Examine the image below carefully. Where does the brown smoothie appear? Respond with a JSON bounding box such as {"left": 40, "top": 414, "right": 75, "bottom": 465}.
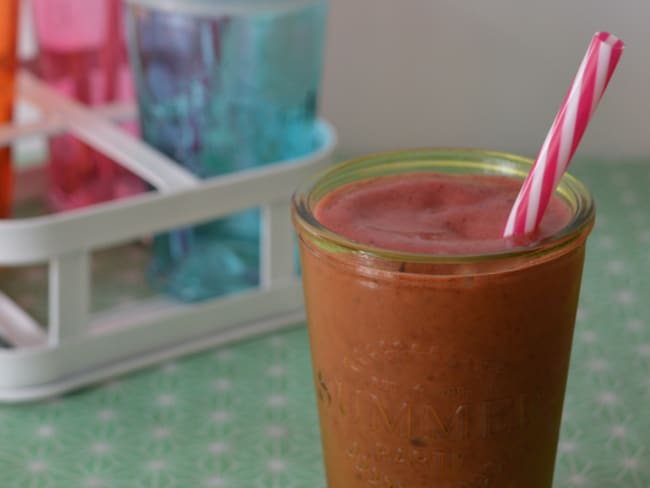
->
{"left": 293, "top": 155, "right": 594, "bottom": 488}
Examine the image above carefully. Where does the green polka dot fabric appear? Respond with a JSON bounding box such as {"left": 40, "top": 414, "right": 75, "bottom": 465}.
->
{"left": 1, "top": 159, "right": 649, "bottom": 487}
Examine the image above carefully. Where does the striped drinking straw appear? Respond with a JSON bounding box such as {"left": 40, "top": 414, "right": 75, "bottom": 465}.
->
{"left": 502, "top": 32, "right": 624, "bottom": 238}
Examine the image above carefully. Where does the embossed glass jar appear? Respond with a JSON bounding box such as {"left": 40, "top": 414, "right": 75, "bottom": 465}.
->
{"left": 292, "top": 149, "right": 595, "bottom": 488}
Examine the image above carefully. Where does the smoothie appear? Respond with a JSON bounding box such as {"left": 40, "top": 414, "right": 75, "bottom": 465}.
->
{"left": 293, "top": 150, "right": 594, "bottom": 488}
{"left": 315, "top": 172, "right": 571, "bottom": 255}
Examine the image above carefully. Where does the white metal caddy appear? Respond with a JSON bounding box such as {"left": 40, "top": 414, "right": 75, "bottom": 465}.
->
{"left": 0, "top": 71, "right": 336, "bottom": 403}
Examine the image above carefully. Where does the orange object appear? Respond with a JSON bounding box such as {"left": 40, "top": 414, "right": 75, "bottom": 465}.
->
{"left": 0, "top": 0, "right": 18, "bottom": 218}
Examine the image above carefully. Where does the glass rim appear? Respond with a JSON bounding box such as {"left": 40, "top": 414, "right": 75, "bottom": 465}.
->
{"left": 124, "top": 0, "right": 323, "bottom": 16}
{"left": 292, "top": 148, "right": 596, "bottom": 265}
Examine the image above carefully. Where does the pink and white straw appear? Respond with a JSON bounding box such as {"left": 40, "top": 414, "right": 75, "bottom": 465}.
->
{"left": 502, "top": 32, "right": 624, "bottom": 237}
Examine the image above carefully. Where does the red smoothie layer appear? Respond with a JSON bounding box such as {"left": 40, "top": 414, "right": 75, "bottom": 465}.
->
{"left": 315, "top": 172, "right": 572, "bottom": 254}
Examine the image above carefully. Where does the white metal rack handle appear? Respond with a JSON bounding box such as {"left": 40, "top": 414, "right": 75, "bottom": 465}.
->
{"left": 0, "top": 70, "right": 336, "bottom": 402}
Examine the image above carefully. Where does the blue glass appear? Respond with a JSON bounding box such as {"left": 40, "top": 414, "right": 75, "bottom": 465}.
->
{"left": 127, "top": 0, "right": 327, "bottom": 302}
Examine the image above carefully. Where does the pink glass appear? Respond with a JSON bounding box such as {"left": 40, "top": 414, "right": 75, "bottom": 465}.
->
{"left": 32, "top": 0, "right": 144, "bottom": 211}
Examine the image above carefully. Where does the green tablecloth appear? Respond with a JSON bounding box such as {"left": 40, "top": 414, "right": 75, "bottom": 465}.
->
{"left": 1, "top": 159, "right": 649, "bottom": 487}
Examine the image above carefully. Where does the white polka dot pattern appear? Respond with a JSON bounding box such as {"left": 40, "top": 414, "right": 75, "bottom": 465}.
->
{"left": 0, "top": 161, "right": 649, "bottom": 487}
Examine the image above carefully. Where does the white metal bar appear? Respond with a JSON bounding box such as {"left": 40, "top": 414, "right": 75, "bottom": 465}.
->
{"left": 0, "top": 310, "right": 305, "bottom": 403}
{"left": 0, "top": 281, "right": 304, "bottom": 388}
{"left": 48, "top": 252, "right": 90, "bottom": 345}
{"left": 18, "top": 71, "right": 199, "bottom": 192}
{"left": 0, "top": 113, "right": 61, "bottom": 147}
{"left": 92, "top": 102, "right": 138, "bottom": 124}
{"left": 0, "top": 102, "right": 137, "bottom": 148}
{"left": 0, "top": 293, "right": 46, "bottom": 347}
{"left": 90, "top": 282, "right": 301, "bottom": 335}
{"left": 261, "top": 198, "right": 296, "bottom": 288}
{"left": 0, "top": 128, "right": 335, "bottom": 265}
